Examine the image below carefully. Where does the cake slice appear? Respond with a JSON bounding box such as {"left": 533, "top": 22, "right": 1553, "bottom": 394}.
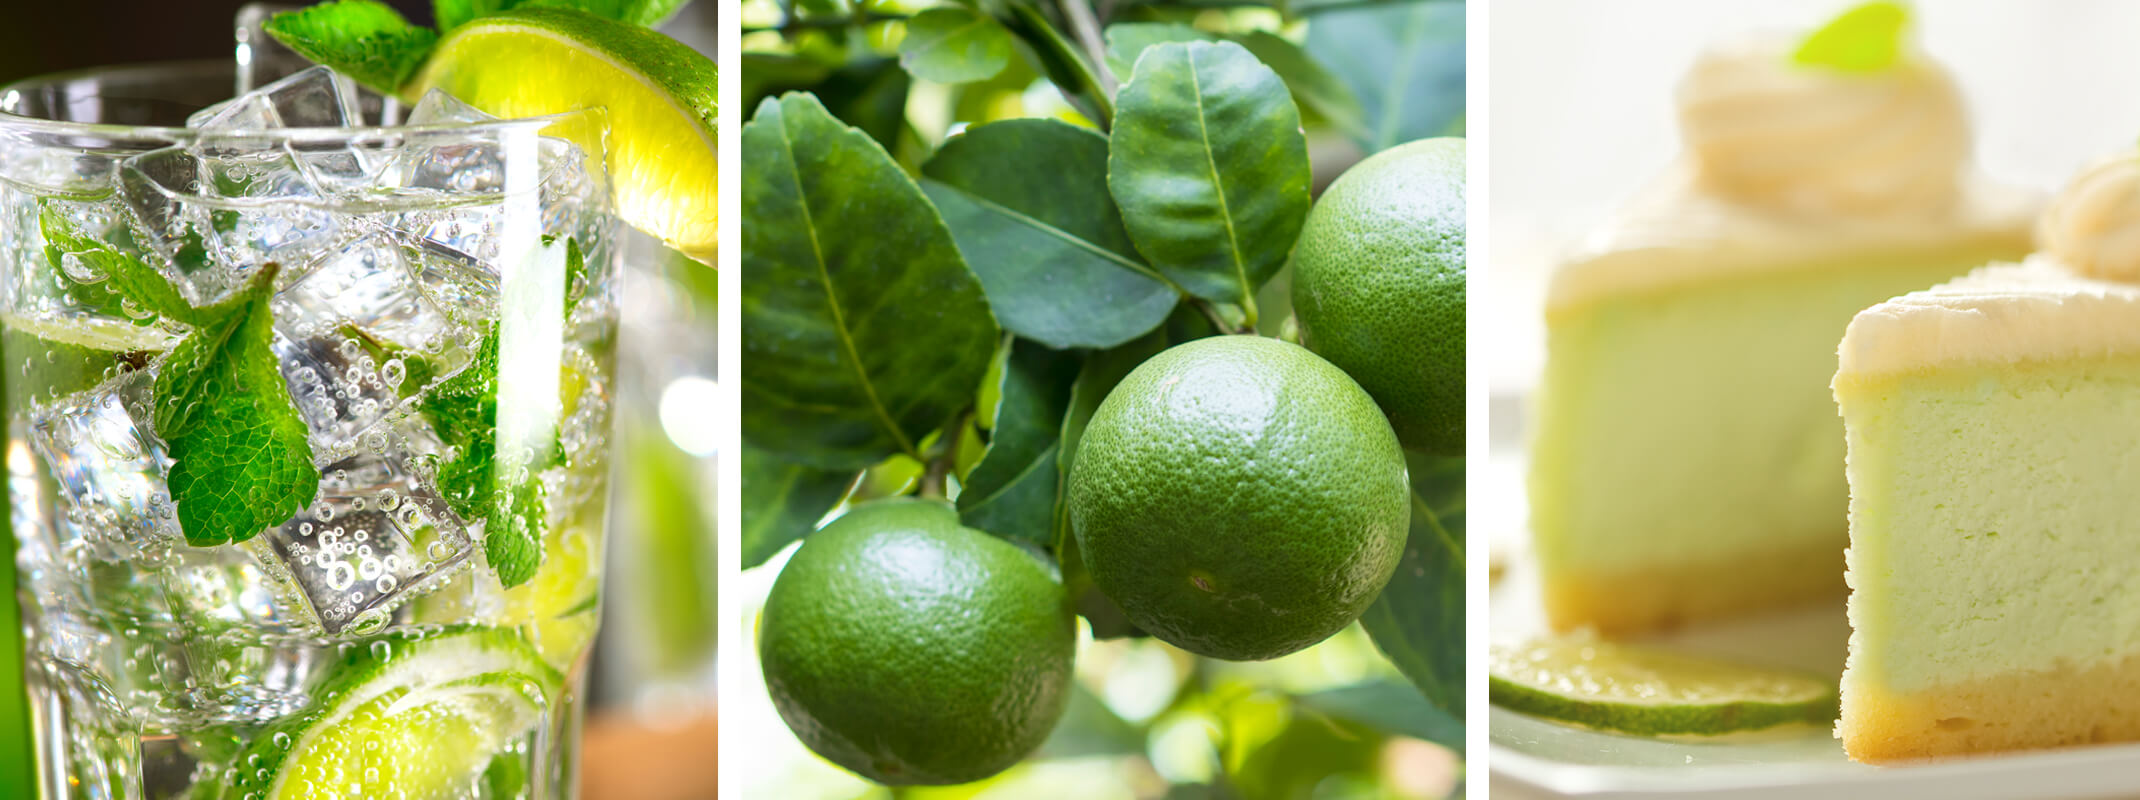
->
{"left": 1527, "top": 8, "right": 2035, "bottom": 634}
{"left": 1834, "top": 154, "right": 2140, "bottom": 762}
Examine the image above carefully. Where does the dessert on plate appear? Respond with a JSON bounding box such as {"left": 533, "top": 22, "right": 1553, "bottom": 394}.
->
{"left": 1527, "top": 9, "right": 2036, "bottom": 634}
{"left": 1833, "top": 152, "right": 2140, "bottom": 762}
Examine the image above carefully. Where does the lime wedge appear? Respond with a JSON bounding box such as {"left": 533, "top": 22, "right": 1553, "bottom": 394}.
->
{"left": 219, "top": 628, "right": 562, "bottom": 799}
{"left": 1489, "top": 636, "right": 1839, "bottom": 735}
{"left": 409, "top": 7, "right": 716, "bottom": 262}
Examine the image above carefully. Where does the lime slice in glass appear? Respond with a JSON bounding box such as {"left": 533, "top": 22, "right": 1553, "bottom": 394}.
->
{"left": 219, "top": 628, "right": 562, "bottom": 798}
{"left": 409, "top": 7, "right": 716, "bottom": 262}
{"left": 1489, "top": 635, "right": 1839, "bottom": 735}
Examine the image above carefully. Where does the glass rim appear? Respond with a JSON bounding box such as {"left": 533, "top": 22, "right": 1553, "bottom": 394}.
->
{"left": 0, "top": 59, "right": 605, "bottom": 146}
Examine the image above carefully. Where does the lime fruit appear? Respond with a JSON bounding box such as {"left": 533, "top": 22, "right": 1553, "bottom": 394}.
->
{"left": 218, "top": 628, "right": 560, "bottom": 799}
{"left": 1291, "top": 137, "right": 1466, "bottom": 455}
{"left": 1489, "top": 635, "right": 1840, "bottom": 735}
{"left": 409, "top": 7, "right": 716, "bottom": 261}
{"left": 757, "top": 498, "right": 1076, "bottom": 785}
{"left": 1067, "top": 335, "right": 1409, "bottom": 661}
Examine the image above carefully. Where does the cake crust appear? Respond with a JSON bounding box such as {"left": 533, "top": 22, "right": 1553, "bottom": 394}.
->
{"left": 1842, "top": 649, "right": 2140, "bottom": 762}
{"left": 1541, "top": 538, "right": 1844, "bottom": 634}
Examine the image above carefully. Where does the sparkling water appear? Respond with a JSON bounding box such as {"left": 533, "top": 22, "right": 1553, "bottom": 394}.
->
{"left": 4, "top": 66, "right": 618, "bottom": 799}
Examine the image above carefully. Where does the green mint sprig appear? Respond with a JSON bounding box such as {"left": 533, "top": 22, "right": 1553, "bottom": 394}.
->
{"left": 1793, "top": 1, "right": 1910, "bottom": 74}
{"left": 39, "top": 205, "right": 319, "bottom": 547}
{"left": 264, "top": 0, "right": 440, "bottom": 96}
{"left": 266, "top": 0, "right": 694, "bottom": 96}
{"left": 418, "top": 328, "right": 546, "bottom": 588}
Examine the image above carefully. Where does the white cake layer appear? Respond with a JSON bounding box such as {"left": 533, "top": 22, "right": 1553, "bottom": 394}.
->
{"left": 1549, "top": 166, "right": 2036, "bottom": 312}
{"left": 1837, "top": 257, "right": 2140, "bottom": 379}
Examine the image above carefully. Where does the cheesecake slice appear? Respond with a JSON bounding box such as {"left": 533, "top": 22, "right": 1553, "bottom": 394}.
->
{"left": 1834, "top": 155, "right": 2140, "bottom": 762}
{"left": 1528, "top": 16, "right": 2035, "bottom": 634}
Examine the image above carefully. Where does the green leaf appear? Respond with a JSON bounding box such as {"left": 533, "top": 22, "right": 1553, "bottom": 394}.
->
{"left": 415, "top": 329, "right": 546, "bottom": 589}
{"left": 898, "top": 7, "right": 1016, "bottom": 84}
{"left": 1233, "top": 31, "right": 1368, "bottom": 141}
{"left": 37, "top": 204, "right": 200, "bottom": 325}
{"left": 1108, "top": 41, "right": 1311, "bottom": 318}
{"left": 1295, "top": 681, "right": 1463, "bottom": 754}
{"left": 265, "top": 0, "right": 440, "bottom": 95}
{"left": 1102, "top": 22, "right": 1212, "bottom": 79}
{"left": 741, "top": 93, "right": 999, "bottom": 469}
{"left": 740, "top": 445, "right": 856, "bottom": 570}
{"left": 921, "top": 119, "right": 1177, "bottom": 349}
{"left": 1005, "top": 3, "right": 1113, "bottom": 124}
{"left": 1360, "top": 456, "right": 1464, "bottom": 717}
{"left": 1793, "top": 1, "right": 1909, "bottom": 73}
{"left": 1306, "top": 0, "right": 1465, "bottom": 150}
{"left": 957, "top": 338, "right": 1081, "bottom": 549}
{"left": 487, "top": 478, "right": 545, "bottom": 588}
{"left": 159, "top": 266, "right": 320, "bottom": 546}
{"left": 1105, "top": 24, "right": 1367, "bottom": 142}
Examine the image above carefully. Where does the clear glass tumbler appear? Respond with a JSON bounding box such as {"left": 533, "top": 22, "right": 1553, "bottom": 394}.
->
{"left": 0, "top": 60, "right": 618, "bottom": 799}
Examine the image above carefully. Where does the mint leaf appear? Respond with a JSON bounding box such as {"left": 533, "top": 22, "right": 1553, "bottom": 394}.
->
{"left": 40, "top": 203, "right": 318, "bottom": 546}
{"left": 417, "top": 328, "right": 547, "bottom": 588}
{"left": 38, "top": 203, "right": 195, "bottom": 326}
{"left": 487, "top": 481, "right": 545, "bottom": 588}
{"left": 266, "top": 0, "right": 440, "bottom": 95}
{"left": 160, "top": 265, "right": 320, "bottom": 546}
{"left": 1793, "top": 1, "right": 1909, "bottom": 73}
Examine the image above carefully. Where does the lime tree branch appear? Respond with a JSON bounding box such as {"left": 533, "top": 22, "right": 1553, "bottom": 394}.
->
{"left": 918, "top": 410, "right": 973, "bottom": 500}
{"left": 742, "top": 10, "right": 910, "bottom": 36}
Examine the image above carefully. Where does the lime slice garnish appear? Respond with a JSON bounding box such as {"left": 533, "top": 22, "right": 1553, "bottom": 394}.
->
{"left": 1489, "top": 635, "right": 1839, "bottom": 735}
{"left": 219, "top": 628, "right": 562, "bottom": 799}
{"left": 409, "top": 7, "right": 716, "bottom": 262}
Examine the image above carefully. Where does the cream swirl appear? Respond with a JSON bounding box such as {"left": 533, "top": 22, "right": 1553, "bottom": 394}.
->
{"left": 2040, "top": 152, "right": 2140, "bottom": 283}
{"left": 1675, "top": 35, "right": 1970, "bottom": 218}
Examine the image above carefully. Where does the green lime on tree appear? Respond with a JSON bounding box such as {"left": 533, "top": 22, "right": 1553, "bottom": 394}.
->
{"left": 1292, "top": 137, "right": 1467, "bottom": 455}
{"left": 1068, "top": 335, "right": 1411, "bottom": 661}
{"left": 757, "top": 498, "right": 1077, "bottom": 785}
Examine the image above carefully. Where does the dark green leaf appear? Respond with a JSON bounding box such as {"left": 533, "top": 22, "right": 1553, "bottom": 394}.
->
{"left": 741, "top": 445, "right": 856, "bottom": 569}
{"left": 265, "top": 0, "right": 439, "bottom": 95}
{"left": 1108, "top": 41, "right": 1311, "bottom": 317}
{"left": 160, "top": 267, "right": 319, "bottom": 546}
{"left": 1360, "top": 470, "right": 1464, "bottom": 717}
{"left": 1296, "top": 680, "right": 1463, "bottom": 753}
{"left": 1306, "top": 0, "right": 1465, "bottom": 149}
{"left": 921, "top": 119, "right": 1177, "bottom": 349}
{"left": 741, "top": 93, "right": 999, "bottom": 469}
{"left": 957, "top": 338, "right": 1080, "bottom": 548}
{"left": 898, "top": 7, "right": 1016, "bottom": 84}
{"left": 1232, "top": 31, "right": 1368, "bottom": 140}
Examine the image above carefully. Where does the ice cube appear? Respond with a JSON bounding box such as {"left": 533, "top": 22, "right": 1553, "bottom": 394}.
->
{"left": 276, "top": 231, "right": 483, "bottom": 354}
{"left": 253, "top": 426, "right": 473, "bottom": 634}
{"left": 400, "top": 202, "right": 506, "bottom": 264}
{"left": 115, "top": 144, "right": 343, "bottom": 306}
{"left": 405, "top": 88, "right": 497, "bottom": 126}
{"left": 220, "top": 66, "right": 363, "bottom": 129}
{"left": 25, "top": 369, "right": 181, "bottom": 554}
{"left": 269, "top": 328, "right": 406, "bottom": 461}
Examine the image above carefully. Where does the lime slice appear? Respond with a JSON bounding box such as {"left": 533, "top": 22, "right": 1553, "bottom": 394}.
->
{"left": 1489, "top": 636, "right": 1839, "bottom": 735}
{"left": 409, "top": 7, "right": 716, "bottom": 262}
{"left": 219, "top": 628, "right": 562, "bottom": 799}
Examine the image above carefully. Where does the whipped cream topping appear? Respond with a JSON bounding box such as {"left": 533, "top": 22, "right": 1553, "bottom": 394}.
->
{"left": 2039, "top": 152, "right": 2140, "bottom": 283}
{"left": 1836, "top": 256, "right": 2140, "bottom": 378}
{"left": 1676, "top": 34, "right": 1970, "bottom": 218}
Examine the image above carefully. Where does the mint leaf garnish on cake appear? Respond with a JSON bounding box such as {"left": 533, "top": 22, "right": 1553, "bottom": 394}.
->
{"left": 1793, "top": 1, "right": 1910, "bottom": 73}
{"left": 39, "top": 204, "right": 319, "bottom": 547}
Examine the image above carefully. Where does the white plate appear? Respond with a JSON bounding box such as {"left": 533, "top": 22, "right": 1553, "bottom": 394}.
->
{"left": 1485, "top": 450, "right": 2140, "bottom": 800}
